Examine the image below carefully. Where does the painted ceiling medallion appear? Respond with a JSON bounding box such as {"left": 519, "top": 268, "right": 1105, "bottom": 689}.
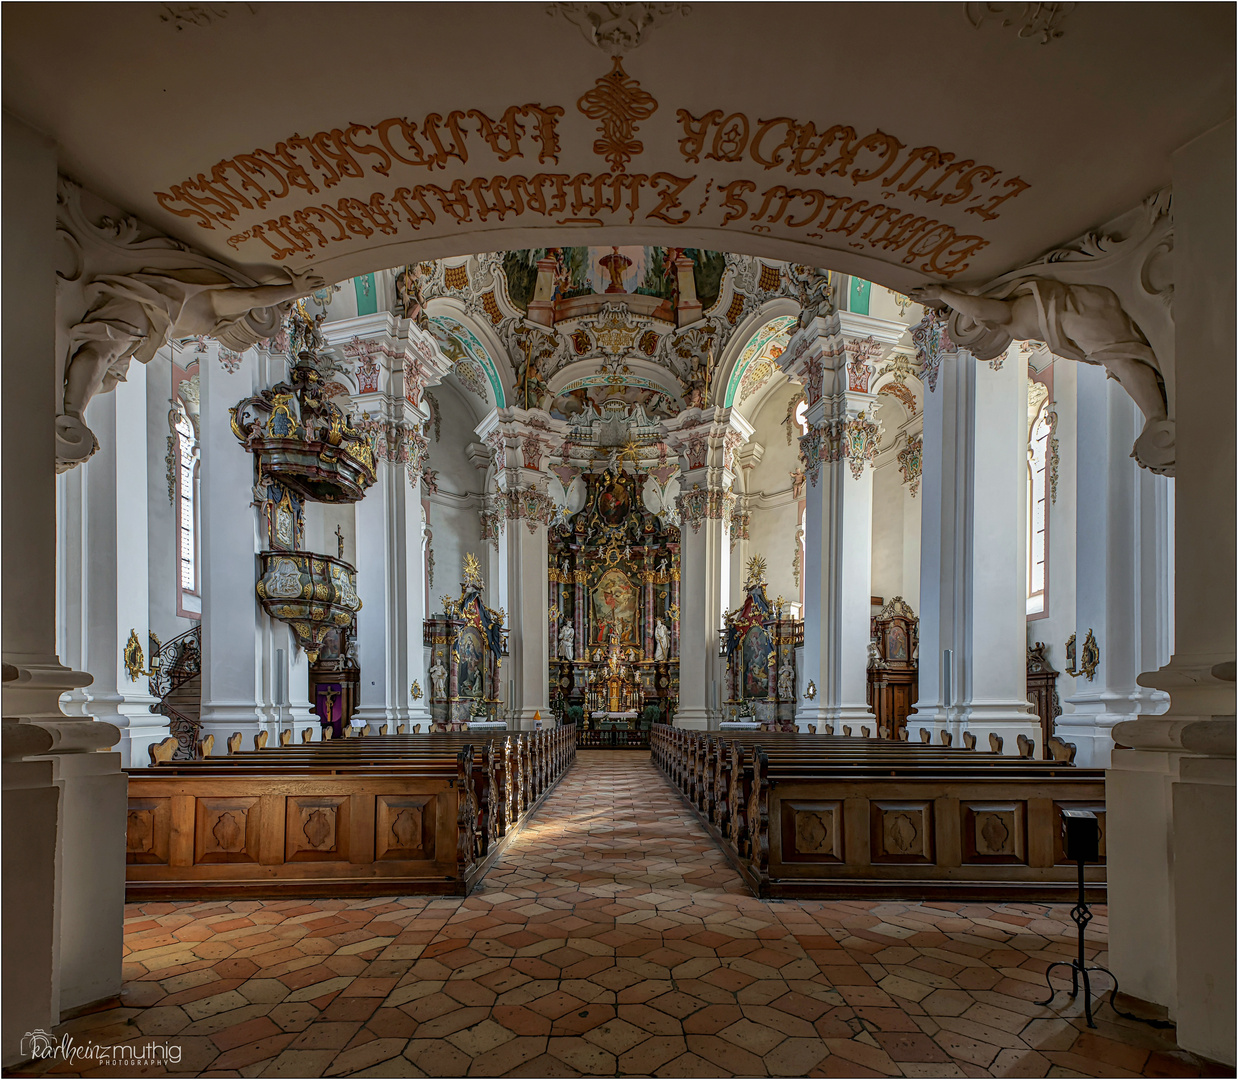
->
{"left": 548, "top": 3, "right": 690, "bottom": 56}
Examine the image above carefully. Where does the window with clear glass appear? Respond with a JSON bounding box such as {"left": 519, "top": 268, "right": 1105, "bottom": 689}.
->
{"left": 795, "top": 399, "right": 809, "bottom": 435}
{"left": 1026, "top": 400, "right": 1051, "bottom": 616}
{"left": 175, "top": 407, "right": 199, "bottom": 594}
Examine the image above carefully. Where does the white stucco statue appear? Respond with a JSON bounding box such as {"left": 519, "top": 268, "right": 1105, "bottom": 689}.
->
{"left": 653, "top": 618, "right": 671, "bottom": 662}
{"left": 910, "top": 279, "right": 1172, "bottom": 474}
{"left": 558, "top": 622, "right": 575, "bottom": 661}
{"left": 59, "top": 265, "right": 323, "bottom": 468}
{"left": 429, "top": 658, "right": 448, "bottom": 700}
{"left": 777, "top": 662, "right": 795, "bottom": 700}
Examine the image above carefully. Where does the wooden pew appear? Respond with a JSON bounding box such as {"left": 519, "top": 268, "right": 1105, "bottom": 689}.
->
{"left": 650, "top": 724, "right": 1105, "bottom": 902}
{"left": 125, "top": 727, "right": 575, "bottom": 900}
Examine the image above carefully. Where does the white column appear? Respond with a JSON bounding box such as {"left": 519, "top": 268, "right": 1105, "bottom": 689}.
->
{"left": 674, "top": 472, "right": 730, "bottom": 729}
{"left": 3, "top": 116, "right": 125, "bottom": 1064}
{"left": 326, "top": 315, "right": 447, "bottom": 730}
{"left": 354, "top": 458, "right": 418, "bottom": 727}
{"left": 197, "top": 343, "right": 266, "bottom": 746}
{"left": 408, "top": 497, "right": 431, "bottom": 725}
{"left": 1060, "top": 367, "right": 1172, "bottom": 765}
{"left": 781, "top": 313, "right": 876, "bottom": 730}
{"left": 1108, "top": 118, "right": 1235, "bottom": 1065}
{"left": 58, "top": 368, "right": 162, "bottom": 767}
{"left": 912, "top": 348, "right": 1038, "bottom": 750}
{"left": 503, "top": 511, "right": 549, "bottom": 729}
{"left": 961, "top": 354, "right": 1040, "bottom": 749}
{"left": 476, "top": 408, "right": 553, "bottom": 730}
{"left": 912, "top": 347, "right": 968, "bottom": 735}
{"left": 664, "top": 407, "right": 750, "bottom": 730}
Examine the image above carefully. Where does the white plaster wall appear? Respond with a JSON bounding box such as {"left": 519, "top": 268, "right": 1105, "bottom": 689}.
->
{"left": 427, "top": 378, "right": 486, "bottom": 606}
{"left": 870, "top": 458, "right": 905, "bottom": 603}
{"left": 745, "top": 382, "right": 804, "bottom": 603}
{"left": 303, "top": 502, "right": 356, "bottom": 563}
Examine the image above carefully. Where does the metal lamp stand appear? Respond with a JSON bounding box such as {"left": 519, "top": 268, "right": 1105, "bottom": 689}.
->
{"left": 1038, "top": 809, "right": 1173, "bottom": 1031}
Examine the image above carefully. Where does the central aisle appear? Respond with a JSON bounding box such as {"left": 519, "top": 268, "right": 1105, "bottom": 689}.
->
{"left": 21, "top": 751, "right": 1208, "bottom": 1078}
{"left": 484, "top": 748, "right": 747, "bottom": 902}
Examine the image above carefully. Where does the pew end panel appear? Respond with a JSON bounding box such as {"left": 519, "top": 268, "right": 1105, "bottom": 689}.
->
{"left": 762, "top": 776, "right": 1106, "bottom": 901}
{"left": 125, "top": 774, "right": 464, "bottom": 899}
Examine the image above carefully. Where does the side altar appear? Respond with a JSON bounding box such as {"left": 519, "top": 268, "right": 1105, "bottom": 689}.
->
{"left": 422, "top": 554, "right": 509, "bottom": 730}
{"left": 720, "top": 556, "right": 803, "bottom": 731}
{"left": 547, "top": 466, "right": 680, "bottom": 731}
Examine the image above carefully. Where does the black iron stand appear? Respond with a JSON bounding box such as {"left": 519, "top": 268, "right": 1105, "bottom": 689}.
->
{"left": 1037, "top": 856, "right": 1174, "bottom": 1030}
{"left": 1038, "top": 855, "right": 1115, "bottom": 1027}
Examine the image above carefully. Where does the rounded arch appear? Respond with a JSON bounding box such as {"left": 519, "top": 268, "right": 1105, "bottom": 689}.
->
{"left": 715, "top": 298, "right": 801, "bottom": 409}
{"left": 424, "top": 301, "right": 508, "bottom": 409}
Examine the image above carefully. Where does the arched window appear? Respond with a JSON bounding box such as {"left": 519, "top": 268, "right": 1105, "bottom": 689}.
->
{"left": 794, "top": 399, "right": 809, "bottom": 436}
{"left": 1026, "top": 387, "right": 1052, "bottom": 617}
{"left": 174, "top": 404, "right": 200, "bottom": 596}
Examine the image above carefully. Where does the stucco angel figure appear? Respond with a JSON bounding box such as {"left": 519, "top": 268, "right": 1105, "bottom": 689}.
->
{"left": 429, "top": 658, "right": 448, "bottom": 700}
{"left": 910, "top": 279, "right": 1172, "bottom": 474}
{"left": 653, "top": 617, "right": 671, "bottom": 662}
{"left": 59, "top": 265, "right": 324, "bottom": 468}
{"left": 558, "top": 622, "right": 575, "bottom": 661}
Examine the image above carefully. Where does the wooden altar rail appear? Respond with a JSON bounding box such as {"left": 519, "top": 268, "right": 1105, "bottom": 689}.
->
{"left": 650, "top": 725, "right": 1105, "bottom": 902}
{"left": 125, "top": 729, "right": 574, "bottom": 901}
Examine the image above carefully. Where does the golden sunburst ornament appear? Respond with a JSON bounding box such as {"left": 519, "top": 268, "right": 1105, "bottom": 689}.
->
{"left": 462, "top": 552, "right": 484, "bottom": 589}
{"left": 744, "top": 554, "right": 768, "bottom": 590}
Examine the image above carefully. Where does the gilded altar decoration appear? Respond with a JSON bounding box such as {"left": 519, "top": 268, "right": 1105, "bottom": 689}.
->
{"left": 585, "top": 628, "right": 644, "bottom": 715}
{"left": 1063, "top": 629, "right": 1099, "bottom": 680}
{"left": 1079, "top": 629, "right": 1100, "bottom": 681}
{"left": 721, "top": 560, "right": 802, "bottom": 728}
{"left": 577, "top": 57, "right": 658, "bottom": 173}
{"left": 422, "top": 556, "right": 508, "bottom": 729}
{"left": 410, "top": 679, "right": 423, "bottom": 701}
{"left": 256, "top": 551, "right": 362, "bottom": 662}
{"left": 231, "top": 356, "right": 376, "bottom": 502}
{"left": 805, "top": 680, "right": 817, "bottom": 700}
{"left": 123, "top": 629, "right": 149, "bottom": 682}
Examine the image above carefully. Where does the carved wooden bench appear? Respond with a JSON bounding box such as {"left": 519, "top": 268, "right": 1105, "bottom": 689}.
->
{"left": 125, "top": 728, "right": 574, "bottom": 900}
{"left": 650, "top": 725, "right": 1104, "bottom": 902}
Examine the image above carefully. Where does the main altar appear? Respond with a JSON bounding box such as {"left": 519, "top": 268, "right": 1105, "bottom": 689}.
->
{"left": 548, "top": 466, "right": 680, "bottom": 737}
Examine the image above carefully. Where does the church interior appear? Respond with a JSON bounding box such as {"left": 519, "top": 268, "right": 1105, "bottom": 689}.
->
{"left": 2, "top": 4, "right": 1234, "bottom": 1077}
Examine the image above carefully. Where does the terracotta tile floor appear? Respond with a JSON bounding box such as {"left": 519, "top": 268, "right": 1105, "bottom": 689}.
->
{"left": 13, "top": 751, "right": 1228, "bottom": 1078}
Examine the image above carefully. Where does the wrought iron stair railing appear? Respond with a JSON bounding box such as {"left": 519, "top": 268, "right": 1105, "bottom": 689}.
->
{"left": 148, "top": 625, "right": 201, "bottom": 759}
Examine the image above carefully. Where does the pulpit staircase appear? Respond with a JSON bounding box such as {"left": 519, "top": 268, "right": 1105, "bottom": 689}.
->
{"left": 148, "top": 625, "right": 202, "bottom": 760}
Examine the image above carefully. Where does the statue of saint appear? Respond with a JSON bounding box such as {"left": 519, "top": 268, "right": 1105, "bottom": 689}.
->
{"left": 910, "top": 279, "right": 1171, "bottom": 472}
{"left": 777, "top": 663, "right": 795, "bottom": 700}
{"left": 61, "top": 266, "right": 324, "bottom": 463}
{"left": 653, "top": 617, "right": 671, "bottom": 662}
{"left": 429, "top": 658, "right": 448, "bottom": 700}
{"left": 558, "top": 622, "right": 575, "bottom": 661}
